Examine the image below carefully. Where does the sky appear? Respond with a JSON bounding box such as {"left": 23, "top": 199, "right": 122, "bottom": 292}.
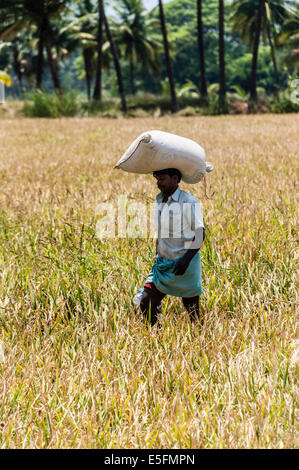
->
{"left": 106, "top": 0, "right": 173, "bottom": 16}
{"left": 144, "top": 0, "right": 173, "bottom": 10}
{"left": 107, "top": 0, "right": 173, "bottom": 13}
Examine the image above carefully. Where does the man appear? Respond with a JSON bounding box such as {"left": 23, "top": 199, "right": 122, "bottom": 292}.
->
{"left": 138, "top": 168, "right": 205, "bottom": 325}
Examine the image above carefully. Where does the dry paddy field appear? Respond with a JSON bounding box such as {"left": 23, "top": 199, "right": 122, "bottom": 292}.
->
{"left": 0, "top": 113, "right": 298, "bottom": 448}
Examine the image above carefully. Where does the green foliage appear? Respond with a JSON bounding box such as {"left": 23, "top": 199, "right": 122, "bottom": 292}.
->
{"left": 230, "top": 84, "right": 248, "bottom": 99}
{"left": 23, "top": 91, "right": 79, "bottom": 118}
{"left": 277, "top": 10, "right": 299, "bottom": 69}
{"left": 1, "top": 0, "right": 298, "bottom": 113}
{"left": 80, "top": 97, "right": 120, "bottom": 116}
{"left": 150, "top": 0, "right": 296, "bottom": 94}
{"left": 177, "top": 80, "right": 200, "bottom": 98}
{"left": 230, "top": 0, "right": 295, "bottom": 49}
{"left": 156, "top": 0, "right": 221, "bottom": 88}
{"left": 270, "top": 88, "right": 299, "bottom": 112}
{"left": 115, "top": 0, "right": 161, "bottom": 68}
{"left": 205, "top": 92, "right": 229, "bottom": 115}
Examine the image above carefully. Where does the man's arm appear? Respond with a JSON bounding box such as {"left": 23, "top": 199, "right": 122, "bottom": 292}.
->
{"left": 172, "top": 227, "right": 205, "bottom": 276}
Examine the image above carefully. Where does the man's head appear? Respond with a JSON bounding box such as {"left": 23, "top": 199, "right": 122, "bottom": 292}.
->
{"left": 153, "top": 168, "right": 182, "bottom": 195}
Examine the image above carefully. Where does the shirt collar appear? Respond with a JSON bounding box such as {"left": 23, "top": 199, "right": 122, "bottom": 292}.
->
{"left": 170, "top": 186, "right": 181, "bottom": 201}
{"left": 157, "top": 186, "right": 181, "bottom": 202}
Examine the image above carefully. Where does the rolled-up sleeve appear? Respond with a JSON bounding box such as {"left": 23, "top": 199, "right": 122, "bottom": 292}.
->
{"left": 184, "top": 199, "right": 204, "bottom": 232}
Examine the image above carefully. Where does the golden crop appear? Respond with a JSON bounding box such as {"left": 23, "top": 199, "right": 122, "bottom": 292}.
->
{"left": 0, "top": 114, "right": 297, "bottom": 448}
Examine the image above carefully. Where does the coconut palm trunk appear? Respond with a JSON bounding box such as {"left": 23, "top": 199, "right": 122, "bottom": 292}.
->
{"left": 93, "top": 0, "right": 104, "bottom": 101}
{"left": 83, "top": 48, "right": 93, "bottom": 100}
{"left": 44, "top": 16, "right": 62, "bottom": 94}
{"left": 250, "top": 0, "right": 264, "bottom": 101}
{"left": 129, "top": 57, "right": 136, "bottom": 96}
{"left": 13, "top": 44, "right": 24, "bottom": 96}
{"left": 36, "top": 24, "right": 44, "bottom": 90}
{"left": 103, "top": 5, "right": 127, "bottom": 113}
{"left": 218, "top": 0, "right": 226, "bottom": 110}
{"left": 158, "top": 0, "right": 178, "bottom": 113}
{"left": 267, "top": 23, "right": 280, "bottom": 88}
{"left": 197, "top": 0, "right": 207, "bottom": 99}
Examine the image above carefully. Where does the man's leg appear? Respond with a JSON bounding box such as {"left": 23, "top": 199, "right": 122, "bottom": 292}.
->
{"left": 140, "top": 287, "right": 165, "bottom": 325}
{"left": 182, "top": 296, "right": 200, "bottom": 322}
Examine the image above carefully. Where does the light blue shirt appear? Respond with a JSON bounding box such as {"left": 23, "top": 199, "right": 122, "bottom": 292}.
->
{"left": 155, "top": 187, "right": 204, "bottom": 261}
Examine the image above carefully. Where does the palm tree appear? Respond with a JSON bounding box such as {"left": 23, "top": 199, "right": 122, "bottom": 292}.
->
{"left": 62, "top": 1, "right": 98, "bottom": 100}
{"left": 196, "top": 0, "right": 208, "bottom": 99}
{"left": 0, "top": 0, "right": 68, "bottom": 93}
{"left": 277, "top": 9, "right": 299, "bottom": 70}
{"left": 158, "top": 0, "right": 178, "bottom": 113}
{"left": 265, "top": 5, "right": 279, "bottom": 86}
{"left": 62, "top": 2, "right": 111, "bottom": 101}
{"left": 114, "top": 0, "right": 161, "bottom": 96}
{"left": 43, "top": 13, "right": 74, "bottom": 95}
{"left": 0, "top": 37, "right": 26, "bottom": 95}
{"left": 263, "top": 1, "right": 297, "bottom": 86}
{"left": 250, "top": 0, "right": 264, "bottom": 101}
{"left": 93, "top": 0, "right": 104, "bottom": 100}
{"left": 102, "top": 4, "right": 127, "bottom": 113}
{"left": 36, "top": 23, "right": 44, "bottom": 90}
{"left": 218, "top": 0, "right": 226, "bottom": 109}
{"left": 0, "top": 29, "right": 45, "bottom": 93}
{"left": 230, "top": 0, "right": 296, "bottom": 99}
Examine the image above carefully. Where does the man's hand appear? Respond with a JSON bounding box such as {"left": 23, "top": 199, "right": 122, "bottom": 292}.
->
{"left": 172, "top": 257, "right": 190, "bottom": 276}
{"left": 172, "top": 232, "right": 204, "bottom": 276}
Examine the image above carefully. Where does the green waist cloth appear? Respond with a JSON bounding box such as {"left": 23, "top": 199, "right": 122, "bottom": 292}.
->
{"left": 145, "top": 252, "right": 203, "bottom": 298}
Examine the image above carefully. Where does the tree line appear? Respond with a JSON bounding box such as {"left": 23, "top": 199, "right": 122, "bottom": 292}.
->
{"left": 0, "top": 0, "right": 298, "bottom": 113}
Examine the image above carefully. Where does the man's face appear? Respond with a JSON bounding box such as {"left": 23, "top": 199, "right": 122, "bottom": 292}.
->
{"left": 154, "top": 173, "right": 178, "bottom": 194}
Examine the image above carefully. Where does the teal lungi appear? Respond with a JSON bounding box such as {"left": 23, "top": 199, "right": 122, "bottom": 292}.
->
{"left": 145, "top": 252, "right": 203, "bottom": 298}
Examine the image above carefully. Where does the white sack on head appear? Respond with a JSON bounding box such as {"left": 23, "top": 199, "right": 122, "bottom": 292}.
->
{"left": 114, "top": 130, "right": 213, "bottom": 184}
